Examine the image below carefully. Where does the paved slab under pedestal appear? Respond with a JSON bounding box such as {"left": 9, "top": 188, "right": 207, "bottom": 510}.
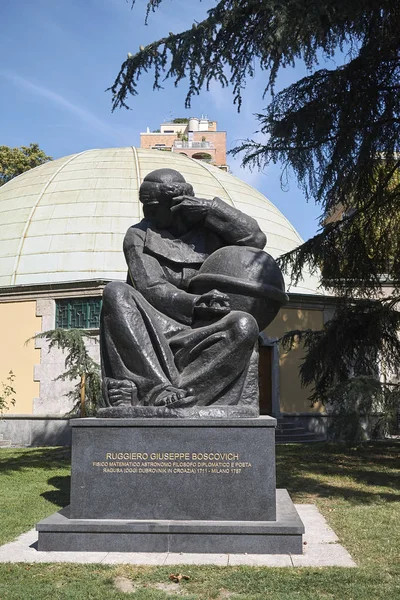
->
{"left": 0, "top": 504, "right": 356, "bottom": 567}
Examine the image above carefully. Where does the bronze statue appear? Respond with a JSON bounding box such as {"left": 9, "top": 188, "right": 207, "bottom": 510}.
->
{"left": 99, "top": 168, "right": 287, "bottom": 417}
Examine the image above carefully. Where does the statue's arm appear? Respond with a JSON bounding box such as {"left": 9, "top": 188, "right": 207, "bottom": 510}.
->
{"left": 171, "top": 195, "right": 266, "bottom": 248}
{"left": 205, "top": 197, "right": 266, "bottom": 248}
{"left": 123, "top": 227, "right": 200, "bottom": 325}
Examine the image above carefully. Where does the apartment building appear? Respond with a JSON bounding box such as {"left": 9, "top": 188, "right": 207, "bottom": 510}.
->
{"left": 140, "top": 115, "right": 228, "bottom": 170}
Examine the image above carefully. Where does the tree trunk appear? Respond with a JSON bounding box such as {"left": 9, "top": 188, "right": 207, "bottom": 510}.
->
{"left": 80, "top": 373, "right": 86, "bottom": 417}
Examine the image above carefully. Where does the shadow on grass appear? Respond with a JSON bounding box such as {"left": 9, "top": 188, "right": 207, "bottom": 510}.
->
{"left": 276, "top": 442, "right": 400, "bottom": 505}
{"left": 0, "top": 446, "right": 71, "bottom": 476}
{"left": 41, "top": 475, "right": 71, "bottom": 508}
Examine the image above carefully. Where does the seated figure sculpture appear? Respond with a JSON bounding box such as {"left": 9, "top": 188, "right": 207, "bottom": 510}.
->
{"left": 100, "top": 168, "right": 286, "bottom": 416}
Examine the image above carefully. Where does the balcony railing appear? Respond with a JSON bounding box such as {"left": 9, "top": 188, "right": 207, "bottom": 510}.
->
{"left": 173, "top": 141, "right": 214, "bottom": 149}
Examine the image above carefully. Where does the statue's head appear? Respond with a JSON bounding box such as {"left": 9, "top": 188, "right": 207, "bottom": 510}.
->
{"left": 140, "top": 169, "right": 194, "bottom": 227}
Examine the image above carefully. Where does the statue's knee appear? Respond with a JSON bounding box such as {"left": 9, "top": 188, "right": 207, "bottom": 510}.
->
{"left": 102, "top": 281, "right": 130, "bottom": 313}
{"left": 228, "top": 311, "right": 259, "bottom": 345}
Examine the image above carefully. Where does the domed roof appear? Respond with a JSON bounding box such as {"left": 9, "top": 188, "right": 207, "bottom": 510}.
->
{"left": 0, "top": 147, "right": 320, "bottom": 294}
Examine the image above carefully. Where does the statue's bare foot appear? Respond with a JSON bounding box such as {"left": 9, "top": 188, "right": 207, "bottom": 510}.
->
{"left": 106, "top": 378, "right": 137, "bottom": 407}
{"left": 153, "top": 386, "right": 195, "bottom": 409}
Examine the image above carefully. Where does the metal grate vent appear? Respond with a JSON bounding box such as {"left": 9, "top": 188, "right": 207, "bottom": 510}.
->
{"left": 55, "top": 297, "right": 102, "bottom": 329}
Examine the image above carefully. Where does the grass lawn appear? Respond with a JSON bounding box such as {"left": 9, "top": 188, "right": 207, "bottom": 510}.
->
{"left": 0, "top": 442, "right": 399, "bottom": 599}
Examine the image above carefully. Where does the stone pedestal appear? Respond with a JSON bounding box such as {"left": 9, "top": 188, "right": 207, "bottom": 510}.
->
{"left": 37, "top": 417, "right": 304, "bottom": 554}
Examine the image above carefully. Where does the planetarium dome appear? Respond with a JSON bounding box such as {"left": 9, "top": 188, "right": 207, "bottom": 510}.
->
{"left": 0, "top": 147, "right": 320, "bottom": 294}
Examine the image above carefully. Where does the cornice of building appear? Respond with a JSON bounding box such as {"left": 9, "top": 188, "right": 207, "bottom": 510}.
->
{"left": 287, "top": 291, "right": 337, "bottom": 310}
{"left": 0, "top": 279, "right": 110, "bottom": 302}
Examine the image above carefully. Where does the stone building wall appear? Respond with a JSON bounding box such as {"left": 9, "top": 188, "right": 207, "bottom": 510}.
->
{"left": 34, "top": 297, "right": 100, "bottom": 415}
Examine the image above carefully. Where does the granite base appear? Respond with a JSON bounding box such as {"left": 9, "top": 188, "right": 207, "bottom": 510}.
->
{"left": 68, "top": 417, "right": 278, "bottom": 522}
{"left": 37, "top": 417, "right": 304, "bottom": 554}
{"left": 37, "top": 489, "right": 304, "bottom": 554}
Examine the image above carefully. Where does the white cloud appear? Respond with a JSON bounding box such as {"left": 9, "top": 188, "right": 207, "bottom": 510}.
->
{"left": 1, "top": 71, "right": 126, "bottom": 144}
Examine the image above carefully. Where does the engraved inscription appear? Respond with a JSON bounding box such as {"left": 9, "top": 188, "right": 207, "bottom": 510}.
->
{"left": 91, "top": 451, "right": 252, "bottom": 475}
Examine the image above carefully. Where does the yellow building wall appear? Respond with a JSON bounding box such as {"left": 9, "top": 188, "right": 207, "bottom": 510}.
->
{"left": 0, "top": 301, "right": 41, "bottom": 414}
{"left": 266, "top": 307, "right": 324, "bottom": 413}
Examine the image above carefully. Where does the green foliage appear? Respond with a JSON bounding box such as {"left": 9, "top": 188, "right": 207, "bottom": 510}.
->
{"left": 172, "top": 117, "right": 189, "bottom": 123}
{"left": 326, "top": 377, "right": 399, "bottom": 441}
{"left": 0, "top": 371, "right": 16, "bottom": 415}
{"left": 0, "top": 143, "right": 52, "bottom": 186}
{"left": 236, "top": 79, "right": 400, "bottom": 297}
{"left": 28, "top": 329, "right": 101, "bottom": 416}
{"left": 282, "top": 301, "right": 400, "bottom": 440}
{"left": 112, "top": 1, "right": 385, "bottom": 111}
{"left": 111, "top": 0, "right": 374, "bottom": 108}
{"left": 282, "top": 301, "right": 400, "bottom": 403}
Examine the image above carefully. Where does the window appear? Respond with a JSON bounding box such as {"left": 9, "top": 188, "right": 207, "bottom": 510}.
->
{"left": 55, "top": 297, "right": 102, "bottom": 329}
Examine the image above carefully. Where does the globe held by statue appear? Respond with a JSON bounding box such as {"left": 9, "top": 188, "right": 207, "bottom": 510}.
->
{"left": 189, "top": 246, "right": 289, "bottom": 331}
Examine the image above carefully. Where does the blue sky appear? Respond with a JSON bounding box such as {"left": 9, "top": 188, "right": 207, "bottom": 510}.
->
{"left": 1, "top": 0, "right": 325, "bottom": 240}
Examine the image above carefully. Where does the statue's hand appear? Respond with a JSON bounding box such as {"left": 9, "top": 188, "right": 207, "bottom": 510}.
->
{"left": 194, "top": 289, "right": 231, "bottom": 321}
{"left": 170, "top": 195, "right": 212, "bottom": 225}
